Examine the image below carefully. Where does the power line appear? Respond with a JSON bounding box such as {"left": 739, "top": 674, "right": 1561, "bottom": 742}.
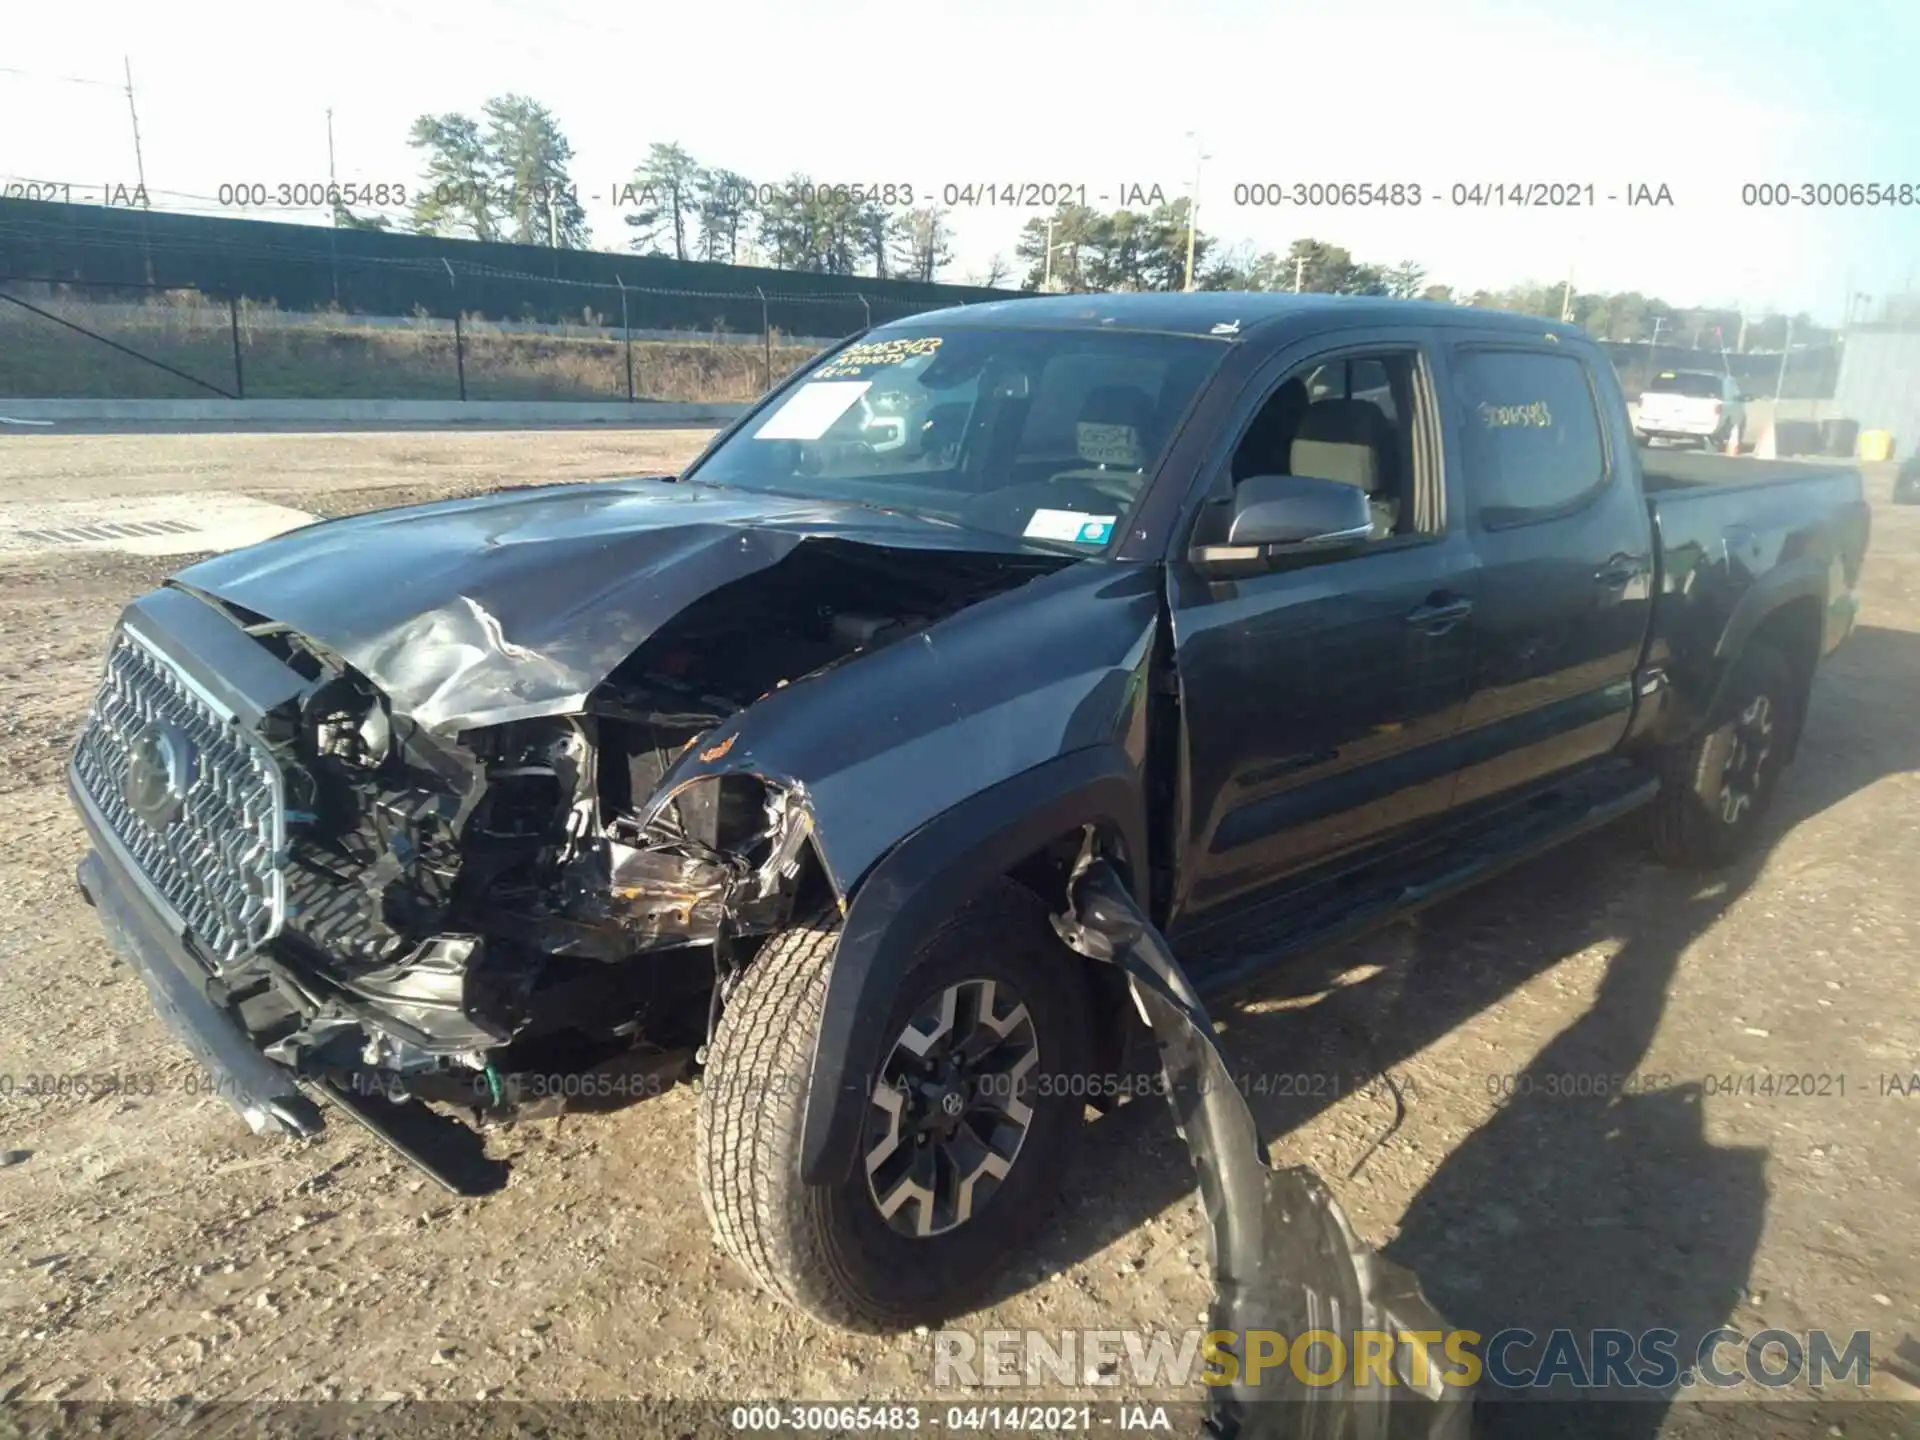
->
{"left": 0, "top": 64, "right": 122, "bottom": 89}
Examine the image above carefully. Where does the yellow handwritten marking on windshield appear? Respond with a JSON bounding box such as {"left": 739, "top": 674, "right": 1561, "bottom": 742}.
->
{"left": 1478, "top": 400, "right": 1553, "bottom": 429}
{"left": 815, "top": 335, "right": 943, "bottom": 378}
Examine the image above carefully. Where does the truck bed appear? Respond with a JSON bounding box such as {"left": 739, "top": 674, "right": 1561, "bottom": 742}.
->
{"left": 1638, "top": 449, "right": 1869, "bottom": 715}
{"left": 1638, "top": 449, "right": 1857, "bottom": 495}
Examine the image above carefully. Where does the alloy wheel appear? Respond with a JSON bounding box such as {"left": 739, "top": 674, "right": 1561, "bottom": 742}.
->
{"left": 1714, "top": 693, "right": 1775, "bottom": 825}
{"left": 863, "top": 978, "right": 1040, "bottom": 1238}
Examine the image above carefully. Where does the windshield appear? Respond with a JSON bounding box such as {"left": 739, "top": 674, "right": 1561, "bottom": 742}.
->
{"left": 684, "top": 325, "right": 1228, "bottom": 554}
{"left": 1646, "top": 371, "right": 1723, "bottom": 398}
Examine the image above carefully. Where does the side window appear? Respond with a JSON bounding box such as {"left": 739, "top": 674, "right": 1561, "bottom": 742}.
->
{"left": 1452, "top": 349, "right": 1607, "bottom": 525}
{"left": 1228, "top": 349, "right": 1427, "bottom": 540}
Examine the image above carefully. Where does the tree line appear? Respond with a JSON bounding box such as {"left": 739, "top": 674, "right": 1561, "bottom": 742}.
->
{"left": 378, "top": 94, "right": 1832, "bottom": 347}
{"left": 381, "top": 96, "right": 959, "bottom": 282}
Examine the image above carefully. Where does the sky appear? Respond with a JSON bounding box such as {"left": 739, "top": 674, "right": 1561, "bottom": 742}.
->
{"left": 5, "top": 0, "right": 1918, "bottom": 324}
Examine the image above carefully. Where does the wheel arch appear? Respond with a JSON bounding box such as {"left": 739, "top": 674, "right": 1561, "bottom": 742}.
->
{"left": 793, "top": 743, "right": 1149, "bottom": 1186}
{"left": 1706, "top": 559, "right": 1825, "bottom": 757}
{"left": 1737, "top": 592, "right": 1824, "bottom": 760}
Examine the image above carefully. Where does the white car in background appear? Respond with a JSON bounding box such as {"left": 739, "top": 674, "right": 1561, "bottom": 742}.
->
{"left": 1635, "top": 369, "right": 1748, "bottom": 450}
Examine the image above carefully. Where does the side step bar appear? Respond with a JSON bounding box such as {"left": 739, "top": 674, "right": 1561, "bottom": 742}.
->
{"left": 1191, "top": 766, "right": 1660, "bottom": 1000}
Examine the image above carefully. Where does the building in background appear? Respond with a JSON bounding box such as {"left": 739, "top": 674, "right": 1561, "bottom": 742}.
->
{"left": 1833, "top": 326, "right": 1920, "bottom": 459}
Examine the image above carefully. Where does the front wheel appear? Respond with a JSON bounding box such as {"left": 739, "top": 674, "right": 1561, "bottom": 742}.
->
{"left": 695, "top": 880, "right": 1090, "bottom": 1331}
{"left": 1651, "top": 639, "right": 1797, "bottom": 869}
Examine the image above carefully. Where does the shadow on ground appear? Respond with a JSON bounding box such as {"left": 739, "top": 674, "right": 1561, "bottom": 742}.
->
{"left": 999, "top": 622, "right": 1920, "bottom": 1437}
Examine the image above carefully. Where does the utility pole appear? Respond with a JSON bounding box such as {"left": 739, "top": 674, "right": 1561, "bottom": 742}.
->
{"left": 123, "top": 56, "right": 154, "bottom": 284}
{"left": 1293, "top": 255, "right": 1305, "bottom": 293}
{"left": 1560, "top": 267, "right": 1575, "bottom": 323}
{"left": 325, "top": 107, "right": 340, "bottom": 303}
{"left": 1043, "top": 214, "right": 1055, "bottom": 291}
{"left": 547, "top": 192, "right": 558, "bottom": 249}
{"left": 1182, "top": 133, "right": 1207, "bottom": 292}
{"left": 123, "top": 58, "right": 148, "bottom": 193}
{"left": 1645, "top": 316, "right": 1664, "bottom": 390}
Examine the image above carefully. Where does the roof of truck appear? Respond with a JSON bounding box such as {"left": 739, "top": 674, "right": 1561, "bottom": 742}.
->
{"left": 884, "top": 291, "right": 1588, "bottom": 341}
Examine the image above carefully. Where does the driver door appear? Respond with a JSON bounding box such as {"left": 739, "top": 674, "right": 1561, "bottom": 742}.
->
{"left": 1163, "top": 330, "right": 1480, "bottom": 971}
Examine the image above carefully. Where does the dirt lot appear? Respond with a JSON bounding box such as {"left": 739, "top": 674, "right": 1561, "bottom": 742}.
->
{"left": 0, "top": 428, "right": 1916, "bottom": 1435}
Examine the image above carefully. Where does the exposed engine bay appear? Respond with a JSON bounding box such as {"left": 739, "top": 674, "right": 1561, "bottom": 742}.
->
{"left": 190, "top": 538, "right": 1063, "bottom": 1144}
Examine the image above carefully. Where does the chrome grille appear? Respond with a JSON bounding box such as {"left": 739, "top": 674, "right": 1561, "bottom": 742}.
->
{"left": 72, "top": 626, "right": 286, "bottom": 968}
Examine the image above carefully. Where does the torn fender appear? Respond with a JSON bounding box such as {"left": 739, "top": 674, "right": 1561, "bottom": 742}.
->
{"left": 1056, "top": 859, "right": 1473, "bottom": 1440}
{"left": 647, "top": 558, "right": 1166, "bottom": 902}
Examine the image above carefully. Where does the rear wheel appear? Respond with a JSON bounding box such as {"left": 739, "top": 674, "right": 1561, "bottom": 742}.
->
{"left": 1651, "top": 639, "right": 1797, "bottom": 869}
{"left": 696, "top": 879, "right": 1090, "bottom": 1331}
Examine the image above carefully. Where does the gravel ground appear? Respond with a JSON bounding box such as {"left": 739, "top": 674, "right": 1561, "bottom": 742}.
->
{"left": 0, "top": 429, "right": 1916, "bottom": 1437}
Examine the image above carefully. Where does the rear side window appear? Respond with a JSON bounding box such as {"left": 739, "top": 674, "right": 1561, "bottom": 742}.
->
{"left": 1452, "top": 349, "right": 1607, "bottom": 525}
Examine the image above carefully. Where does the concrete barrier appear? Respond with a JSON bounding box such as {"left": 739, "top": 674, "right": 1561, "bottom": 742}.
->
{"left": 0, "top": 398, "right": 753, "bottom": 426}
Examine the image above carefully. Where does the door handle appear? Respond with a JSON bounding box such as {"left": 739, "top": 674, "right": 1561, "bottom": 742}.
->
{"left": 1595, "top": 554, "right": 1649, "bottom": 588}
{"left": 1404, "top": 594, "right": 1474, "bottom": 634}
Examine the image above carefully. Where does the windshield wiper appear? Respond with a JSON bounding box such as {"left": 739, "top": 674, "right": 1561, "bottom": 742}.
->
{"left": 674, "top": 478, "right": 1099, "bottom": 559}
{"left": 843, "top": 500, "right": 1097, "bottom": 559}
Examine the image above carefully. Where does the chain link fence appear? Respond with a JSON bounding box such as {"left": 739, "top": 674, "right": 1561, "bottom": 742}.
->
{"left": 0, "top": 270, "right": 954, "bottom": 404}
{"left": 1598, "top": 339, "right": 1841, "bottom": 402}
{"left": 1, "top": 269, "right": 1851, "bottom": 410}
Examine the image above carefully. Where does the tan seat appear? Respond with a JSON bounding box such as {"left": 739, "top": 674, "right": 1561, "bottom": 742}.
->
{"left": 1288, "top": 400, "right": 1401, "bottom": 538}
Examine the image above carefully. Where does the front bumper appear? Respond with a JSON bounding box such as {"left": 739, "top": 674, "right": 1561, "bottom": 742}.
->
{"left": 71, "top": 766, "right": 518, "bottom": 1195}
{"left": 71, "top": 769, "right": 323, "bottom": 1138}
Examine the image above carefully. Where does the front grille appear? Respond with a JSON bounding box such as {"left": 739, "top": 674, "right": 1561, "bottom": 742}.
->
{"left": 72, "top": 626, "right": 286, "bottom": 969}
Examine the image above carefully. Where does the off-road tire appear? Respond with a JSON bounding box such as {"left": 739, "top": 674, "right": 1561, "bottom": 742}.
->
{"left": 1652, "top": 639, "right": 1797, "bottom": 870}
{"left": 696, "top": 879, "right": 1090, "bottom": 1332}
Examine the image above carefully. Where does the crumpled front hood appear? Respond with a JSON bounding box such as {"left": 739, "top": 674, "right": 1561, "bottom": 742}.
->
{"left": 172, "top": 478, "right": 1038, "bottom": 733}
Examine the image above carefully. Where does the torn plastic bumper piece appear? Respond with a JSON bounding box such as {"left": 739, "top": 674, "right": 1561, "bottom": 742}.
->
{"left": 1056, "top": 859, "right": 1473, "bottom": 1440}
{"left": 72, "top": 845, "right": 322, "bottom": 1141}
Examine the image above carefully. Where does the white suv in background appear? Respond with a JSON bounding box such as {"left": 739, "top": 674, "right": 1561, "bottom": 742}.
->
{"left": 1634, "top": 369, "right": 1748, "bottom": 450}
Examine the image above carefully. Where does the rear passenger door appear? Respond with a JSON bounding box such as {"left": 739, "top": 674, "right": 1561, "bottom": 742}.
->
{"left": 1441, "top": 339, "right": 1655, "bottom": 809}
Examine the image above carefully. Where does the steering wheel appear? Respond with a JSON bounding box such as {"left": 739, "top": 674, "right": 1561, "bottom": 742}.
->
{"left": 956, "top": 478, "right": 1134, "bottom": 540}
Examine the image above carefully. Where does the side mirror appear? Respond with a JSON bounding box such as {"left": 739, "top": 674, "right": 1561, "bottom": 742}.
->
{"left": 1190, "top": 474, "right": 1374, "bottom": 574}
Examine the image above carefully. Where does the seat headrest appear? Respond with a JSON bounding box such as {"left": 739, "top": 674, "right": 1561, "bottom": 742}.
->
{"left": 1076, "top": 385, "right": 1154, "bottom": 468}
{"left": 1293, "top": 398, "right": 1389, "bottom": 446}
{"left": 1290, "top": 400, "right": 1384, "bottom": 491}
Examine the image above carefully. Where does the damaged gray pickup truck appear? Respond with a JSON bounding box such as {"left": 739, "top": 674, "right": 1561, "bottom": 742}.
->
{"left": 70, "top": 294, "right": 1866, "bottom": 1348}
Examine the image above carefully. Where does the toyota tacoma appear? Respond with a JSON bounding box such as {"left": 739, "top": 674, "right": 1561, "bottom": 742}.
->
{"left": 69, "top": 294, "right": 1868, "bottom": 1332}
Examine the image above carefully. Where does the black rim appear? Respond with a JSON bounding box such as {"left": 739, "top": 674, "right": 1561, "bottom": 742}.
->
{"left": 1712, "top": 692, "right": 1776, "bottom": 825}
{"left": 863, "top": 978, "right": 1040, "bottom": 1238}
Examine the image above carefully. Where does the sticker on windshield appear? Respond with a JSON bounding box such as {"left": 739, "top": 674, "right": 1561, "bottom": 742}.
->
{"left": 815, "top": 336, "right": 943, "bottom": 379}
{"left": 1025, "top": 508, "right": 1118, "bottom": 545}
{"left": 753, "top": 380, "right": 872, "bottom": 440}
